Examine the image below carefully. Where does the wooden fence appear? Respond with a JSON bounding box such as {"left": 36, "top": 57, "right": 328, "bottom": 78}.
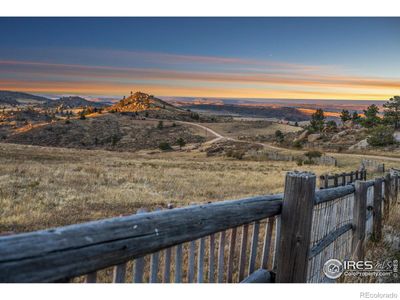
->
{"left": 319, "top": 168, "right": 367, "bottom": 189}
{"left": 248, "top": 150, "right": 337, "bottom": 166}
{"left": 361, "top": 159, "right": 385, "bottom": 173}
{"left": 0, "top": 170, "right": 398, "bottom": 283}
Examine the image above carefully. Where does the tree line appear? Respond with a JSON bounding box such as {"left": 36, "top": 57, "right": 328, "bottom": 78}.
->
{"left": 307, "top": 96, "right": 400, "bottom": 146}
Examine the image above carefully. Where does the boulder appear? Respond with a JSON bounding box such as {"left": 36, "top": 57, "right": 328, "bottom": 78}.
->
{"left": 348, "top": 139, "right": 369, "bottom": 150}
{"left": 308, "top": 133, "right": 322, "bottom": 143}
{"left": 331, "top": 130, "right": 348, "bottom": 142}
{"left": 343, "top": 120, "right": 354, "bottom": 128}
{"left": 293, "top": 130, "right": 309, "bottom": 143}
{"left": 298, "top": 130, "right": 309, "bottom": 140}
{"left": 394, "top": 131, "right": 400, "bottom": 142}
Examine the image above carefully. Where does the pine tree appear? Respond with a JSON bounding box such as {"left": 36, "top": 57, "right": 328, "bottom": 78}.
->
{"left": 340, "top": 109, "right": 351, "bottom": 123}
{"left": 362, "top": 104, "right": 380, "bottom": 128}
{"left": 309, "top": 109, "right": 325, "bottom": 132}
{"left": 383, "top": 96, "right": 400, "bottom": 129}
{"left": 352, "top": 111, "right": 361, "bottom": 123}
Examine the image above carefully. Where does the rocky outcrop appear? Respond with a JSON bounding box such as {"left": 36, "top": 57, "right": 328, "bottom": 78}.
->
{"left": 293, "top": 130, "right": 309, "bottom": 143}
{"left": 348, "top": 139, "right": 369, "bottom": 150}
{"left": 108, "top": 92, "right": 176, "bottom": 113}
{"left": 394, "top": 131, "right": 400, "bottom": 142}
{"left": 307, "top": 133, "right": 322, "bottom": 142}
{"left": 331, "top": 130, "right": 348, "bottom": 142}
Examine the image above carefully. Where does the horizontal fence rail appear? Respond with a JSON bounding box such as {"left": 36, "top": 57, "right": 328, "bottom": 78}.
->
{"left": 319, "top": 169, "right": 366, "bottom": 189}
{"left": 0, "top": 194, "right": 283, "bottom": 283}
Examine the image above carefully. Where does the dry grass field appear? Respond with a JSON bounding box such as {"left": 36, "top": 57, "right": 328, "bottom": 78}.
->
{"left": 1, "top": 142, "right": 399, "bottom": 283}
{"left": 202, "top": 120, "right": 302, "bottom": 139}
{"left": 0, "top": 142, "right": 359, "bottom": 234}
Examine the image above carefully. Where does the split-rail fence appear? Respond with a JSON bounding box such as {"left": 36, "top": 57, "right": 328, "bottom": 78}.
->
{"left": 0, "top": 168, "right": 398, "bottom": 283}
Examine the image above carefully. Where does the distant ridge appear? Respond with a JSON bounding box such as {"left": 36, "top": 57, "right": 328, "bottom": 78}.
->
{"left": 48, "top": 96, "right": 105, "bottom": 108}
{"left": 0, "top": 90, "right": 52, "bottom": 106}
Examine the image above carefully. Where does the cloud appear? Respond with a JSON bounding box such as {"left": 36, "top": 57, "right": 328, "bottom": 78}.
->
{"left": 1, "top": 59, "right": 399, "bottom": 88}
{"left": 0, "top": 52, "right": 399, "bottom": 100}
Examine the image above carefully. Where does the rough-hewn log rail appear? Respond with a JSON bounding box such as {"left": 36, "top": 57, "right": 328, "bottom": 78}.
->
{"left": 0, "top": 194, "right": 283, "bottom": 283}
{"left": 314, "top": 185, "right": 355, "bottom": 204}
{"left": 241, "top": 269, "right": 273, "bottom": 283}
{"left": 309, "top": 223, "right": 353, "bottom": 259}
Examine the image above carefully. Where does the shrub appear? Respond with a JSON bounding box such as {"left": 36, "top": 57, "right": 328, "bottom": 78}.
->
{"left": 225, "top": 150, "right": 245, "bottom": 160}
{"left": 176, "top": 137, "right": 186, "bottom": 149}
{"left": 367, "top": 125, "right": 396, "bottom": 146}
{"left": 292, "top": 140, "right": 303, "bottom": 149}
{"left": 304, "top": 150, "right": 322, "bottom": 164}
{"left": 296, "top": 158, "right": 303, "bottom": 166}
{"left": 275, "top": 130, "right": 284, "bottom": 143}
{"left": 157, "top": 120, "right": 164, "bottom": 129}
{"left": 190, "top": 112, "right": 200, "bottom": 120}
{"left": 325, "top": 120, "right": 338, "bottom": 132}
{"left": 111, "top": 135, "right": 120, "bottom": 146}
{"left": 304, "top": 150, "right": 322, "bottom": 159}
{"left": 159, "top": 142, "right": 172, "bottom": 151}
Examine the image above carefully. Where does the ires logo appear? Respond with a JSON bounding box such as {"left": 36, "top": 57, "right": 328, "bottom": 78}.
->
{"left": 323, "top": 259, "right": 396, "bottom": 280}
{"left": 344, "top": 261, "right": 374, "bottom": 270}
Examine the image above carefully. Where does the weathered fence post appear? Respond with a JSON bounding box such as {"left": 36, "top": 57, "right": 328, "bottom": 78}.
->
{"left": 342, "top": 173, "right": 346, "bottom": 186}
{"left": 352, "top": 181, "right": 368, "bottom": 260}
{"left": 334, "top": 174, "right": 339, "bottom": 187}
{"left": 355, "top": 170, "right": 359, "bottom": 180}
{"left": 276, "top": 171, "right": 316, "bottom": 283}
{"left": 350, "top": 171, "right": 354, "bottom": 183}
{"left": 372, "top": 178, "right": 383, "bottom": 241}
{"left": 384, "top": 174, "right": 391, "bottom": 221}
{"left": 394, "top": 173, "right": 399, "bottom": 204}
{"left": 324, "top": 174, "right": 329, "bottom": 189}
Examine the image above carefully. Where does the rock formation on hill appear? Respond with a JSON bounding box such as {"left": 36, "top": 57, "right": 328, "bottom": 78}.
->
{"left": 107, "top": 92, "right": 179, "bottom": 113}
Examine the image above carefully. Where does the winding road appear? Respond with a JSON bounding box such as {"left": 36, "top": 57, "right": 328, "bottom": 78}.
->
{"left": 178, "top": 121, "right": 400, "bottom": 163}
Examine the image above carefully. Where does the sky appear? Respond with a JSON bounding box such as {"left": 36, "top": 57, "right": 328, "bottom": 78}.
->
{"left": 0, "top": 17, "right": 399, "bottom": 101}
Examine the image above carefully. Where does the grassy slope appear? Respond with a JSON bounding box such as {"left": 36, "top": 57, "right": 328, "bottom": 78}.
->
{"left": 1, "top": 142, "right": 353, "bottom": 234}
{"left": 202, "top": 121, "right": 302, "bottom": 139}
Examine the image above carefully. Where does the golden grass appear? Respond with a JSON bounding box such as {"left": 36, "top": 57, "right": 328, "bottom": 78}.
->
{"left": 355, "top": 203, "right": 400, "bottom": 283}
{"left": 1, "top": 142, "right": 399, "bottom": 283}
{"left": 202, "top": 121, "right": 302, "bottom": 139}
{"left": 1, "top": 142, "right": 349, "bottom": 234}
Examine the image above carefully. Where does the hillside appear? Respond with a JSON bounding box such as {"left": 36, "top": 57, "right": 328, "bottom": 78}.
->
{"left": 108, "top": 92, "right": 178, "bottom": 112}
{"left": 0, "top": 91, "right": 52, "bottom": 106}
{"left": 106, "top": 91, "right": 213, "bottom": 121}
{"left": 47, "top": 96, "right": 105, "bottom": 109}
{"left": 4, "top": 114, "right": 205, "bottom": 151}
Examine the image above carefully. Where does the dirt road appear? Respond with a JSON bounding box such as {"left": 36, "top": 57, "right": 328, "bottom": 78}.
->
{"left": 180, "top": 121, "right": 400, "bottom": 163}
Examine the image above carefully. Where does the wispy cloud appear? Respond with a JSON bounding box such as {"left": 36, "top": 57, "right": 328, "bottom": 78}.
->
{"left": 1, "top": 60, "right": 399, "bottom": 88}
{"left": 0, "top": 48, "right": 399, "bottom": 100}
